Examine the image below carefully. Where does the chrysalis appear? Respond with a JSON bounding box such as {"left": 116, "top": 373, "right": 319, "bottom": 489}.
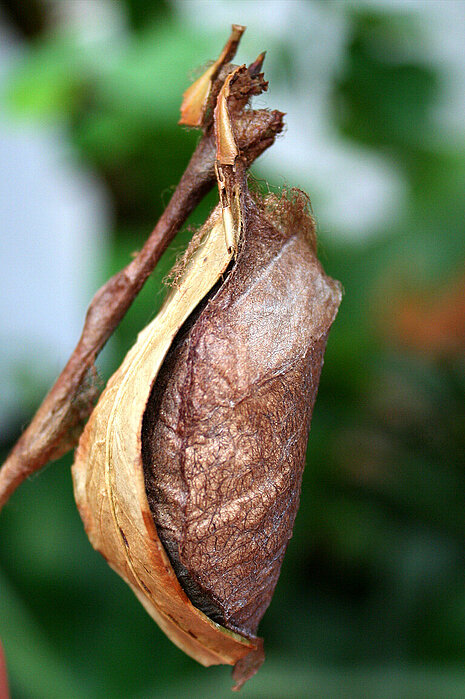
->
{"left": 72, "top": 63, "right": 341, "bottom": 691}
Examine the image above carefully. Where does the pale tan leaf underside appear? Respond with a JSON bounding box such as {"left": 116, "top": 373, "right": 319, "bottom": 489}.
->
{"left": 72, "top": 205, "right": 256, "bottom": 667}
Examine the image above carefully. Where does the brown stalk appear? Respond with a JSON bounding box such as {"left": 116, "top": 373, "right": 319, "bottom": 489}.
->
{"left": 0, "top": 27, "right": 284, "bottom": 510}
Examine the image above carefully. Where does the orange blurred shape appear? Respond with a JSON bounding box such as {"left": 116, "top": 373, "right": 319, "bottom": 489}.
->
{"left": 0, "top": 641, "right": 9, "bottom": 699}
{"left": 391, "top": 270, "right": 465, "bottom": 357}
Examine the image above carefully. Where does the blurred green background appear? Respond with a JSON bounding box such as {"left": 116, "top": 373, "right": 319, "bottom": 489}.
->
{"left": 1, "top": 1, "right": 465, "bottom": 697}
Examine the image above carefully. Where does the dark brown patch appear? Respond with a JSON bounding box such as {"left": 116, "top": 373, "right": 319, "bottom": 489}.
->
{"left": 142, "top": 191, "right": 341, "bottom": 636}
{"left": 119, "top": 527, "right": 129, "bottom": 548}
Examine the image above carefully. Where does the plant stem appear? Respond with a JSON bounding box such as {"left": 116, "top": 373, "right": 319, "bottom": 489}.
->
{"left": 0, "top": 108, "right": 283, "bottom": 511}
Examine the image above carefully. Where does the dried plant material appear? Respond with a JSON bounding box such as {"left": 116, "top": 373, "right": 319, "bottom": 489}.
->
{"left": 143, "top": 187, "right": 341, "bottom": 638}
{"left": 214, "top": 70, "right": 239, "bottom": 165}
{"left": 72, "top": 204, "right": 261, "bottom": 672}
{"left": 72, "top": 65, "right": 341, "bottom": 690}
{"left": 0, "top": 26, "right": 283, "bottom": 511}
{"left": 180, "top": 24, "right": 245, "bottom": 128}
{"left": 0, "top": 22, "right": 340, "bottom": 694}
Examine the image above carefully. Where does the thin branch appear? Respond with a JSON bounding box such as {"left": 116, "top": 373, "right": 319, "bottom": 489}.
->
{"left": 0, "top": 71, "right": 283, "bottom": 511}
